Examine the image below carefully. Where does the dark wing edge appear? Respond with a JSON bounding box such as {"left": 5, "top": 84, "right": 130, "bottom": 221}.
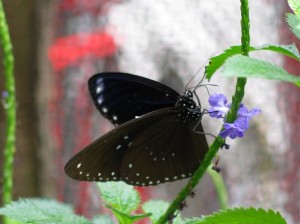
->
{"left": 88, "top": 72, "right": 180, "bottom": 125}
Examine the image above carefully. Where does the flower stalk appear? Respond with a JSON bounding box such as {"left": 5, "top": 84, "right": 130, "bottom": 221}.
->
{"left": 156, "top": 0, "right": 251, "bottom": 223}
{"left": 0, "top": 1, "right": 16, "bottom": 224}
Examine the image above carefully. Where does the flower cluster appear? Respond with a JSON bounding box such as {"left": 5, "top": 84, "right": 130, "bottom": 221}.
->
{"left": 208, "top": 93, "right": 261, "bottom": 139}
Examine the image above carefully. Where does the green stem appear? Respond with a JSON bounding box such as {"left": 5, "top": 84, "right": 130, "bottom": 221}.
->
{"left": 207, "top": 164, "right": 228, "bottom": 210}
{"left": 227, "top": 0, "right": 250, "bottom": 123}
{"left": 0, "top": 0, "right": 16, "bottom": 221}
{"left": 156, "top": 137, "right": 224, "bottom": 224}
{"left": 156, "top": 0, "right": 251, "bottom": 223}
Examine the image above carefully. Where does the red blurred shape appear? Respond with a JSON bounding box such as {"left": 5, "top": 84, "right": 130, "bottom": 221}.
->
{"left": 48, "top": 32, "right": 117, "bottom": 71}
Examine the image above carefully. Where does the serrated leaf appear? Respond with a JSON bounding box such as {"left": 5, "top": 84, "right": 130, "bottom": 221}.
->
{"left": 142, "top": 200, "right": 183, "bottom": 224}
{"left": 222, "top": 55, "right": 300, "bottom": 85}
{"left": 255, "top": 44, "right": 300, "bottom": 60}
{"left": 288, "top": 0, "right": 300, "bottom": 15}
{"left": 92, "top": 215, "right": 114, "bottom": 224}
{"left": 205, "top": 46, "right": 242, "bottom": 80}
{"left": 107, "top": 205, "right": 150, "bottom": 224}
{"left": 205, "top": 44, "right": 300, "bottom": 80}
{"left": 286, "top": 13, "right": 300, "bottom": 39}
{"left": 184, "top": 207, "right": 287, "bottom": 224}
{"left": 0, "top": 198, "right": 91, "bottom": 224}
{"left": 97, "top": 181, "right": 140, "bottom": 214}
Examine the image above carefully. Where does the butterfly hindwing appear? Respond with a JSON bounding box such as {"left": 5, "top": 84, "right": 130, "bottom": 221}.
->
{"left": 65, "top": 108, "right": 208, "bottom": 186}
{"left": 88, "top": 72, "right": 179, "bottom": 126}
{"left": 65, "top": 108, "right": 177, "bottom": 183}
{"left": 120, "top": 110, "right": 208, "bottom": 186}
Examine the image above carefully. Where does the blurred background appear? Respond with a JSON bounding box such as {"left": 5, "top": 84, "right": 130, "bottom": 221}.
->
{"left": 0, "top": 0, "right": 299, "bottom": 223}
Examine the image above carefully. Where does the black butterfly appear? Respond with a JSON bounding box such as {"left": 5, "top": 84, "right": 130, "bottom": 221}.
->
{"left": 64, "top": 72, "right": 208, "bottom": 186}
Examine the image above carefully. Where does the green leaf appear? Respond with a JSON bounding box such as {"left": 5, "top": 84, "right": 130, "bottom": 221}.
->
{"left": 0, "top": 198, "right": 91, "bottom": 224}
{"left": 184, "top": 207, "right": 287, "bottom": 224}
{"left": 107, "top": 205, "right": 150, "bottom": 224}
{"left": 222, "top": 55, "right": 300, "bottom": 85}
{"left": 288, "top": 0, "right": 300, "bottom": 15}
{"left": 205, "top": 46, "right": 241, "bottom": 80}
{"left": 254, "top": 44, "right": 300, "bottom": 61}
{"left": 207, "top": 164, "right": 228, "bottom": 210}
{"left": 286, "top": 13, "right": 300, "bottom": 39}
{"left": 142, "top": 200, "right": 183, "bottom": 224}
{"left": 92, "top": 215, "right": 114, "bottom": 224}
{"left": 205, "top": 44, "right": 300, "bottom": 80}
{"left": 97, "top": 181, "right": 140, "bottom": 214}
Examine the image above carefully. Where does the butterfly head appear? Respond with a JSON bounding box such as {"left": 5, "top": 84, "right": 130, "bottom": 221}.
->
{"left": 183, "top": 90, "right": 193, "bottom": 100}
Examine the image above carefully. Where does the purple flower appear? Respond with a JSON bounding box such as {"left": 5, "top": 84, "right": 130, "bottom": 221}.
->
{"left": 208, "top": 93, "right": 261, "bottom": 140}
{"left": 208, "top": 93, "right": 230, "bottom": 118}
{"left": 220, "top": 117, "right": 248, "bottom": 139}
{"left": 238, "top": 104, "right": 261, "bottom": 121}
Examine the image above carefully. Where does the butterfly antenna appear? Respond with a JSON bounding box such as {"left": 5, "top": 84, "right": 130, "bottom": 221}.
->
{"left": 196, "top": 83, "right": 218, "bottom": 97}
{"left": 185, "top": 66, "right": 203, "bottom": 90}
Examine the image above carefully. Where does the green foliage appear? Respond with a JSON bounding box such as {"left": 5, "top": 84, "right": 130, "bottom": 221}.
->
{"left": 205, "top": 44, "right": 300, "bottom": 80}
{"left": 142, "top": 200, "right": 183, "bottom": 223}
{"left": 222, "top": 55, "right": 300, "bottom": 87}
{"left": 0, "top": 4, "right": 16, "bottom": 224}
{"left": 185, "top": 207, "right": 287, "bottom": 224}
{"left": 97, "top": 181, "right": 140, "bottom": 214}
{"left": 286, "top": 0, "right": 300, "bottom": 39}
{"left": 205, "top": 46, "right": 241, "bottom": 80}
{"left": 254, "top": 44, "right": 300, "bottom": 60}
{"left": 286, "top": 14, "right": 300, "bottom": 39}
{"left": 0, "top": 198, "right": 92, "bottom": 224}
{"left": 92, "top": 215, "right": 114, "bottom": 224}
{"left": 207, "top": 165, "right": 228, "bottom": 210}
{"left": 97, "top": 182, "right": 150, "bottom": 224}
{"left": 288, "top": 0, "right": 300, "bottom": 15}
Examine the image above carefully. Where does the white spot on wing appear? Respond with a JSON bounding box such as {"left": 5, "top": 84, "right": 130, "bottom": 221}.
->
{"left": 116, "top": 145, "right": 122, "bottom": 150}
{"left": 96, "top": 86, "right": 103, "bottom": 94}
{"left": 102, "top": 107, "right": 108, "bottom": 113}
{"left": 77, "top": 163, "right": 82, "bottom": 169}
{"left": 97, "top": 96, "right": 103, "bottom": 104}
{"left": 129, "top": 163, "right": 133, "bottom": 168}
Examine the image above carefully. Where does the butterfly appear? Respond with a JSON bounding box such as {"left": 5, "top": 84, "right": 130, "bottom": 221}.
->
{"left": 64, "top": 72, "right": 208, "bottom": 186}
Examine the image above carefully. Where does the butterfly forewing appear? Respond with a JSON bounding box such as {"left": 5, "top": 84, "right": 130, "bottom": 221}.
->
{"left": 88, "top": 73, "right": 179, "bottom": 126}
